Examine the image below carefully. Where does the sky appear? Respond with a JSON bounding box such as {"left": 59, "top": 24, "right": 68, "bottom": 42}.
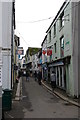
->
{"left": 15, "top": 0, "right": 65, "bottom": 55}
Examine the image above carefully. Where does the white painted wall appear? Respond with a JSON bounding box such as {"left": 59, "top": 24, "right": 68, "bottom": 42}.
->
{"left": 2, "top": 2, "right": 12, "bottom": 48}
{"left": 0, "top": 2, "right": 2, "bottom": 48}
{"left": 42, "top": 39, "right": 47, "bottom": 64}
{"left": 2, "top": 51, "right": 11, "bottom": 89}
{"left": 71, "top": 2, "right": 80, "bottom": 97}
{"left": 32, "top": 54, "right": 38, "bottom": 72}
{"left": 2, "top": 2, "right": 12, "bottom": 89}
{"left": 0, "top": 3, "right": 2, "bottom": 119}
{"left": 0, "top": 2, "right": 2, "bottom": 88}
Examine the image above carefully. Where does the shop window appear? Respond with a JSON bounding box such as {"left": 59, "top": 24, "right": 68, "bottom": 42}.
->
{"left": 54, "top": 43, "right": 57, "bottom": 53}
{"left": 57, "top": 67, "right": 59, "bottom": 86}
{"left": 60, "top": 36, "right": 64, "bottom": 58}
{"left": 64, "top": 66, "right": 66, "bottom": 89}
{"left": 60, "top": 67, "right": 62, "bottom": 87}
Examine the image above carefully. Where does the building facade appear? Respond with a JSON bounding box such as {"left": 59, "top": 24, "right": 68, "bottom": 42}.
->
{"left": 41, "top": 35, "right": 48, "bottom": 81}
{"left": 0, "top": 2, "right": 2, "bottom": 119}
{"left": 42, "top": 1, "right": 80, "bottom": 98}
{"left": 25, "top": 47, "right": 41, "bottom": 74}
{"left": 32, "top": 53, "right": 39, "bottom": 73}
{"left": 2, "top": 1, "right": 15, "bottom": 89}
{"left": 0, "top": 1, "right": 15, "bottom": 119}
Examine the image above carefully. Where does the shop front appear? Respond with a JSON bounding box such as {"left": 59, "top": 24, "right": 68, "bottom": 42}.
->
{"left": 48, "top": 56, "right": 71, "bottom": 91}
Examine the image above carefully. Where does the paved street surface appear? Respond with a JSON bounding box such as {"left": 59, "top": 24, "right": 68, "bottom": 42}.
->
{"left": 4, "top": 77, "right": 79, "bottom": 119}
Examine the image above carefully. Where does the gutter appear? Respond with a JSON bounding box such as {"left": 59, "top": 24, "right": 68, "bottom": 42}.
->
{"left": 42, "top": 81, "right": 80, "bottom": 107}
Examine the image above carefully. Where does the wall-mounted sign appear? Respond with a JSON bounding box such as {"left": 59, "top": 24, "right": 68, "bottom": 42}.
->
{"left": 16, "top": 47, "right": 24, "bottom": 55}
{"left": 17, "top": 50, "right": 24, "bottom": 55}
{"left": 65, "top": 41, "right": 69, "bottom": 45}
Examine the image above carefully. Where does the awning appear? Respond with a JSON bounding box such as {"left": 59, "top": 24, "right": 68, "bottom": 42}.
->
{"left": 48, "top": 61, "right": 64, "bottom": 67}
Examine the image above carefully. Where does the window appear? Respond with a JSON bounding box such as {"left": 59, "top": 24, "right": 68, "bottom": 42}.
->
{"left": 49, "top": 30, "right": 51, "bottom": 42}
{"left": 60, "top": 36, "right": 64, "bottom": 57}
{"left": 60, "top": 12, "right": 64, "bottom": 28}
{"left": 54, "top": 43, "right": 57, "bottom": 53}
{"left": 54, "top": 23, "right": 56, "bottom": 36}
{"left": 23, "top": 60, "right": 25, "bottom": 63}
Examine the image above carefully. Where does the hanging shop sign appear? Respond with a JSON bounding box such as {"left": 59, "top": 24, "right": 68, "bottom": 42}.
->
{"left": 16, "top": 47, "right": 24, "bottom": 55}
{"left": 42, "top": 50, "right": 46, "bottom": 55}
{"left": 47, "top": 49, "right": 52, "bottom": 56}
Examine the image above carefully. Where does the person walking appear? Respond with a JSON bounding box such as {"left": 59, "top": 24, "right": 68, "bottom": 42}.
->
{"left": 26, "top": 70, "right": 29, "bottom": 82}
{"left": 38, "top": 69, "right": 42, "bottom": 85}
{"left": 50, "top": 71, "right": 56, "bottom": 91}
{"left": 34, "top": 71, "right": 37, "bottom": 81}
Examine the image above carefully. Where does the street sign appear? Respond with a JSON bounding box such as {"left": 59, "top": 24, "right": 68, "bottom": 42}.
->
{"left": 17, "top": 50, "right": 24, "bottom": 55}
{"left": 16, "top": 47, "right": 24, "bottom": 55}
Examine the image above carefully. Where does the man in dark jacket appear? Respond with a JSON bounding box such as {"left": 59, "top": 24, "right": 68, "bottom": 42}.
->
{"left": 38, "top": 69, "right": 42, "bottom": 85}
{"left": 26, "top": 70, "right": 29, "bottom": 82}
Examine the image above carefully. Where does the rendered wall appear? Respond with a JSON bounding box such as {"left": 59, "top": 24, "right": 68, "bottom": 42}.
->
{"left": 2, "top": 2, "right": 12, "bottom": 89}
{"left": 71, "top": 2, "right": 79, "bottom": 97}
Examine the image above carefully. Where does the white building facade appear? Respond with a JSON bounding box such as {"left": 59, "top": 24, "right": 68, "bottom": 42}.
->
{"left": 1, "top": 1, "right": 15, "bottom": 90}
{"left": 42, "top": 1, "right": 80, "bottom": 98}
{"left": 32, "top": 53, "right": 39, "bottom": 73}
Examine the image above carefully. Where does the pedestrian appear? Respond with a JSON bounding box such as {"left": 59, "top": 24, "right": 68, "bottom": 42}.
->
{"left": 38, "top": 69, "right": 42, "bottom": 85}
{"left": 18, "top": 69, "right": 22, "bottom": 78}
{"left": 34, "top": 71, "right": 37, "bottom": 81}
{"left": 50, "top": 71, "right": 56, "bottom": 91}
{"left": 26, "top": 70, "right": 29, "bottom": 82}
{"left": 16, "top": 69, "right": 22, "bottom": 83}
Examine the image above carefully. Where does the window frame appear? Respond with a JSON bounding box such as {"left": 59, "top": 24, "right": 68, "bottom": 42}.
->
{"left": 54, "top": 43, "right": 57, "bottom": 53}
{"left": 59, "top": 11, "right": 64, "bottom": 29}
{"left": 60, "top": 36, "right": 64, "bottom": 58}
{"left": 54, "top": 23, "right": 56, "bottom": 36}
{"left": 49, "top": 30, "right": 51, "bottom": 43}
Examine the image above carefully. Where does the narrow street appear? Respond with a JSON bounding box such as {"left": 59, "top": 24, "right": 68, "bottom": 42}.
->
{"left": 1, "top": 1, "right": 80, "bottom": 120}
{"left": 5, "top": 76, "right": 78, "bottom": 119}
